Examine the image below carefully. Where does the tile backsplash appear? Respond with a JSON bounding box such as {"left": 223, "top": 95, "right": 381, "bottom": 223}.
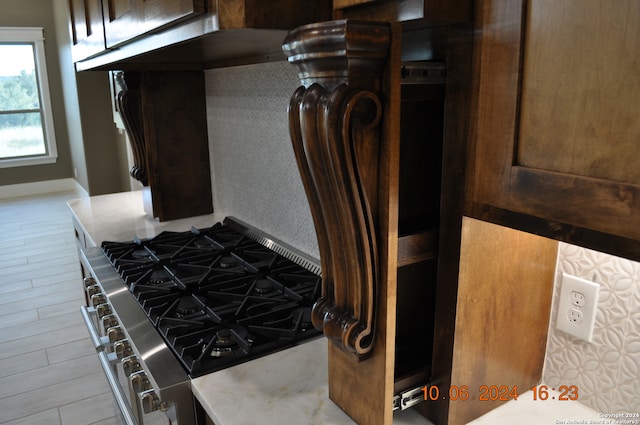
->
{"left": 204, "top": 61, "right": 319, "bottom": 259}
{"left": 543, "top": 242, "right": 640, "bottom": 413}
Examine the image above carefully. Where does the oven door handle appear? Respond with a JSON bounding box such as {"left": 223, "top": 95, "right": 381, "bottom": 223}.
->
{"left": 80, "top": 305, "right": 107, "bottom": 351}
{"left": 80, "top": 306, "right": 138, "bottom": 425}
{"left": 81, "top": 306, "right": 139, "bottom": 425}
{"left": 98, "top": 350, "right": 139, "bottom": 425}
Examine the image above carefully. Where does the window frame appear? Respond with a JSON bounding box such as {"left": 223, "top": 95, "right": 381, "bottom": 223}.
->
{"left": 0, "top": 27, "right": 58, "bottom": 168}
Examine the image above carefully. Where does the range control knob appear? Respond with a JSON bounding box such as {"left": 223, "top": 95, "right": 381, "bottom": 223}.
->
{"left": 140, "top": 390, "right": 166, "bottom": 413}
{"left": 102, "top": 314, "right": 118, "bottom": 330}
{"left": 107, "top": 326, "right": 124, "bottom": 344}
{"left": 83, "top": 277, "right": 96, "bottom": 287}
{"left": 91, "top": 294, "right": 106, "bottom": 307}
{"left": 96, "top": 303, "right": 112, "bottom": 319}
{"left": 122, "top": 356, "right": 141, "bottom": 376}
{"left": 86, "top": 285, "right": 101, "bottom": 298}
{"left": 130, "top": 371, "right": 151, "bottom": 393}
{"left": 113, "top": 340, "right": 133, "bottom": 360}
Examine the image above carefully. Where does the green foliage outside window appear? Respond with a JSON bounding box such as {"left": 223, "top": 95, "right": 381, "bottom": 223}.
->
{"left": 0, "top": 70, "right": 41, "bottom": 127}
{"left": 0, "top": 32, "right": 56, "bottom": 162}
{"left": 0, "top": 69, "right": 45, "bottom": 158}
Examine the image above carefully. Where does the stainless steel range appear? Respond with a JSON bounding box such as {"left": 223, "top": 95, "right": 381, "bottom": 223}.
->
{"left": 80, "top": 217, "right": 321, "bottom": 425}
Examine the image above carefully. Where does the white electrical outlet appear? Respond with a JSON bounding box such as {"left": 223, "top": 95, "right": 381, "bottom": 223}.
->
{"left": 570, "top": 291, "right": 586, "bottom": 307}
{"left": 567, "top": 308, "right": 583, "bottom": 324}
{"left": 556, "top": 273, "right": 600, "bottom": 342}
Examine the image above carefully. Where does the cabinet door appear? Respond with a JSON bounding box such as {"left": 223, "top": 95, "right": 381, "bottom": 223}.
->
{"left": 334, "top": 0, "right": 379, "bottom": 8}
{"left": 137, "top": 0, "right": 204, "bottom": 35}
{"left": 334, "top": 0, "right": 471, "bottom": 25}
{"left": 102, "top": 0, "right": 203, "bottom": 48}
{"left": 469, "top": 0, "right": 640, "bottom": 242}
{"left": 69, "top": 0, "right": 106, "bottom": 61}
{"left": 102, "top": 0, "right": 140, "bottom": 47}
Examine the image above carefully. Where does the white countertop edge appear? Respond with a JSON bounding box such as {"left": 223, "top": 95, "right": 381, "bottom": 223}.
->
{"left": 67, "top": 190, "right": 223, "bottom": 246}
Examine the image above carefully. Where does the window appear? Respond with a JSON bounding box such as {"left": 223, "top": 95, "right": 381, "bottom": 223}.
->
{"left": 0, "top": 27, "right": 57, "bottom": 168}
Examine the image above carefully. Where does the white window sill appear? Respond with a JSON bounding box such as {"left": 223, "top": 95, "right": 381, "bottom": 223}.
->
{"left": 0, "top": 155, "right": 57, "bottom": 169}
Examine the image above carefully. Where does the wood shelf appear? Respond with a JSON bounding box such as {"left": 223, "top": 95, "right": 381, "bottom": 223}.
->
{"left": 397, "top": 229, "right": 438, "bottom": 267}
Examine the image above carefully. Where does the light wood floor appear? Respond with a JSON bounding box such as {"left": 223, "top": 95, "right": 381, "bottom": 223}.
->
{"left": 0, "top": 191, "right": 120, "bottom": 425}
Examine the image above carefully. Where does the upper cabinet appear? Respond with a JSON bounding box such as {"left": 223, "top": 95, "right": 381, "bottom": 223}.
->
{"left": 101, "top": 0, "right": 139, "bottom": 48}
{"left": 102, "top": 0, "right": 204, "bottom": 48}
{"left": 68, "top": 0, "right": 204, "bottom": 61}
{"left": 69, "top": 0, "right": 332, "bottom": 71}
{"left": 139, "top": 0, "right": 204, "bottom": 33}
{"left": 333, "top": 0, "right": 471, "bottom": 26}
{"left": 69, "top": 0, "right": 106, "bottom": 61}
{"left": 467, "top": 0, "right": 640, "bottom": 260}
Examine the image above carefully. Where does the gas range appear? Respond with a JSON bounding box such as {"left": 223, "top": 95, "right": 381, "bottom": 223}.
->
{"left": 101, "top": 220, "right": 321, "bottom": 377}
{"left": 80, "top": 217, "right": 321, "bottom": 425}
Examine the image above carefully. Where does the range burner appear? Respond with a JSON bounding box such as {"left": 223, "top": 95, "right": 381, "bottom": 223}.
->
{"left": 175, "top": 297, "right": 201, "bottom": 317}
{"left": 208, "top": 325, "right": 250, "bottom": 358}
{"left": 149, "top": 268, "right": 173, "bottom": 285}
{"left": 100, "top": 220, "right": 321, "bottom": 377}
{"left": 131, "top": 248, "right": 153, "bottom": 259}
{"left": 253, "top": 279, "right": 276, "bottom": 295}
{"left": 218, "top": 256, "right": 238, "bottom": 269}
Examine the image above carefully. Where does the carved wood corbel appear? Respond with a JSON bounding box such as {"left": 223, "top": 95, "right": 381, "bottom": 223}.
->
{"left": 114, "top": 71, "right": 148, "bottom": 186}
{"left": 283, "top": 20, "right": 390, "bottom": 359}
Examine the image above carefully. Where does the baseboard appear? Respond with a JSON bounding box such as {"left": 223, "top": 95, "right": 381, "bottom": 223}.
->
{"left": 0, "top": 178, "right": 88, "bottom": 200}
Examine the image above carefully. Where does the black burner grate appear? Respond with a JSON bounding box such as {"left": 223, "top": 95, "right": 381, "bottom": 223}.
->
{"left": 100, "top": 222, "right": 321, "bottom": 377}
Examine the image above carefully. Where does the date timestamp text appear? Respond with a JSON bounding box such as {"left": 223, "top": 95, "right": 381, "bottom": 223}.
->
{"left": 421, "top": 384, "right": 579, "bottom": 402}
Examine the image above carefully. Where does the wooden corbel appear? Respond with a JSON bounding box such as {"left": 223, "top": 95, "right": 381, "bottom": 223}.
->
{"left": 114, "top": 71, "right": 147, "bottom": 186}
{"left": 283, "top": 20, "right": 390, "bottom": 359}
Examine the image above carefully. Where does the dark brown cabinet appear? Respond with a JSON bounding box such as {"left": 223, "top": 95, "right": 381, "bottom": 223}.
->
{"left": 101, "top": 0, "right": 138, "bottom": 47}
{"left": 333, "top": 0, "right": 471, "bottom": 25}
{"left": 68, "top": 0, "right": 204, "bottom": 60}
{"left": 467, "top": 0, "right": 640, "bottom": 260}
{"left": 139, "top": 0, "right": 202, "bottom": 32}
{"left": 69, "top": 0, "right": 332, "bottom": 71}
{"left": 68, "top": 0, "right": 106, "bottom": 61}
{"left": 102, "top": 0, "right": 204, "bottom": 48}
{"left": 333, "top": 0, "right": 377, "bottom": 8}
{"left": 69, "top": 0, "right": 205, "bottom": 62}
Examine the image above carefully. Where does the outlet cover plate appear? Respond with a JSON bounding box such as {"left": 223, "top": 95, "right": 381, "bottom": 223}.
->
{"left": 556, "top": 273, "right": 600, "bottom": 342}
